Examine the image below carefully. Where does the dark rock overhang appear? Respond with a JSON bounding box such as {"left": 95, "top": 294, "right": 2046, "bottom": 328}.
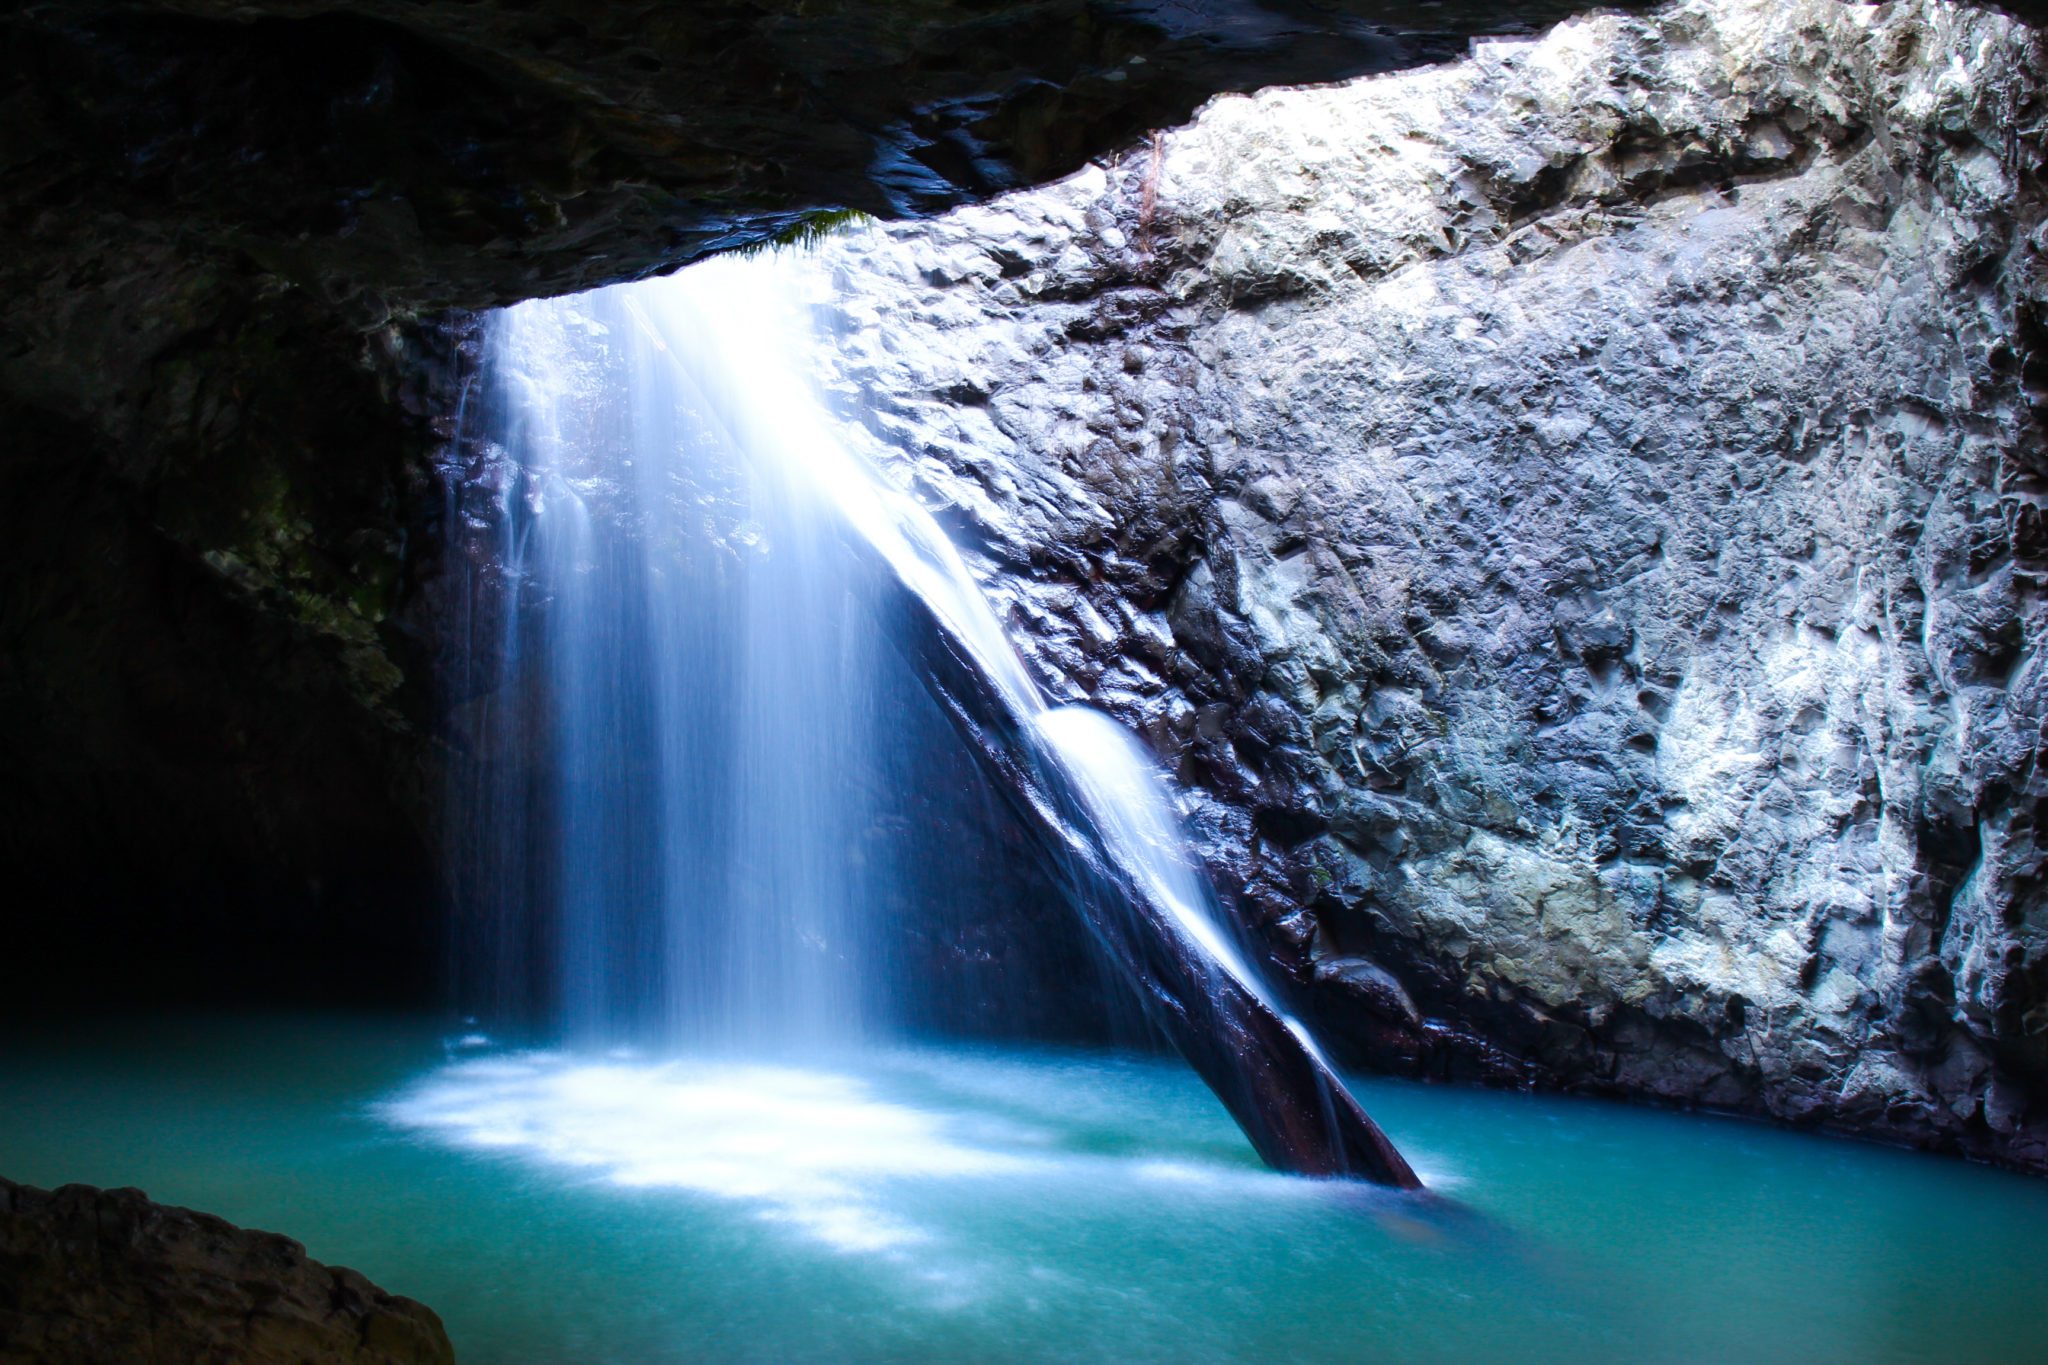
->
{"left": 7, "top": 0, "right": 1694, "bottom": 322}
{"left": 10, "top": 0, "right": 2045, "bottom": 319}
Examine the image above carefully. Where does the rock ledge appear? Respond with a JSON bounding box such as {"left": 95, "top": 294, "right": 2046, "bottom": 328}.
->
{"left": 0, "top": 1176, "right": 453, "bottom": 1365}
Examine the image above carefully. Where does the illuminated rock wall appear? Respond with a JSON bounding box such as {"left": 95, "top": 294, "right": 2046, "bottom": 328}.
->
{"left": 800, "top": 0, "right": 2048, "bottom": 1167}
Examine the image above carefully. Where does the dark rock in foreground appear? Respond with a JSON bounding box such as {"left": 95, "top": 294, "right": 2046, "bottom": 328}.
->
{"left": 0, "top": 1176, "right": 453, "bottom": 1365}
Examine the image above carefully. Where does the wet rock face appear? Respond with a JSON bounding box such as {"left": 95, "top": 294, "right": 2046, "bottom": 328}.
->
{"left": 797, "top": 0, "right": 2048, "bottom": 1167}
{"left": 0, "top": 1177, "right": 453, "bottom": 1365}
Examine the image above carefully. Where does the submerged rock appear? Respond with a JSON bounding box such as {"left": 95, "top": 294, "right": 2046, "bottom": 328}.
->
{"left": 0, "top": 1176, "right": 453, "bottom": 1365}
{"left": 795, "top": 0, "right": 2048, "bottom": 1170}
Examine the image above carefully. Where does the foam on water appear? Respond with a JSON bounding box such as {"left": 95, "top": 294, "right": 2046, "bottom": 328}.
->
{"left": 382, "top": 1055, "right": 1015, "bottom": 1252}
{"left": 377, "top": 1047, "right": 1329, "bottom": 1260}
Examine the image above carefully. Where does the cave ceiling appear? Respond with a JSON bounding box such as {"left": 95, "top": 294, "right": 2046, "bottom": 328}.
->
{"left": 7, "top": 0, "right": 1698, "bottom": 320}
{"left": 9, "top": 0, "right": 2042, "bottom": 318}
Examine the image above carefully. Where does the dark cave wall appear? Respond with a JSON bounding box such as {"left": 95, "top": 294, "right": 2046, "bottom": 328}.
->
{"left": 0, "top": 268, "right": 449, "bottom": 1008}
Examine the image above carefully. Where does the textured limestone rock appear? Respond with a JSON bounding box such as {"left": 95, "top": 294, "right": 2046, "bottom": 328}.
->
{"left": 794, "top": 0, "right": 2048, "bottom": 1168}
{"left": 0, "top": 1177, "right": 453, "bottom": 1365}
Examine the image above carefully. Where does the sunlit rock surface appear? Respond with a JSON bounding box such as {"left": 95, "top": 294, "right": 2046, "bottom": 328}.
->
{"left": 0, "top": 1176, "right": 453, "bottom": 1365}
{"left": 797, "top": 0, "right": 2048, "bottom": 1168}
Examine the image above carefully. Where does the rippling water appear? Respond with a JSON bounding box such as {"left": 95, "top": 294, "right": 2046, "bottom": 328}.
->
{"left": 1, "top": 1014, "right": 2041, "bottom": 1364}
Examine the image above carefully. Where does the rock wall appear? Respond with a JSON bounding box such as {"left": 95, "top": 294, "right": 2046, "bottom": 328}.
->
{"left": 795, "top": 0, "right": 2048, "bottom": 1168}
{"left": 0, "top": 1177, "right": 452, "bottom": 1365}
{"left": 2, "top": 0, "right": 1663, "bottom": 320}
{"left": 0, "top": 267, "right": 451, "bottom": 1011}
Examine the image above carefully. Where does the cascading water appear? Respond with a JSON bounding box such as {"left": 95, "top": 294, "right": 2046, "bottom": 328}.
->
{"left": 449, "top": 275, "right": 886, "bottom": 1051}
{"left": 447, "top": 248, "right": 1414, "bottom": 1184}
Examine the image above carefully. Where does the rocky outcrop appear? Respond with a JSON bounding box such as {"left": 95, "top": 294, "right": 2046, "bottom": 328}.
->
{"left": 793, "top": 0, "right": 2048, "bottom": 1168}
{"left": 0, "top": 1177, "right": 453, "bottom": 1365}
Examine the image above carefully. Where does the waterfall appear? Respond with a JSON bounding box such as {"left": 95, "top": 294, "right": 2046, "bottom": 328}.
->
{"left": 451, "top": 274, "right": 885, "bottom": 1051}
{"left": 447, "top": 249, "right": 1417, "bottom": 1186}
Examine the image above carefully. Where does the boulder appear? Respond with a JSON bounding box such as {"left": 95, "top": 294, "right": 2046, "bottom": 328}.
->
{"left": 0, "top": 1177, "right": 454, "bottom": 1365}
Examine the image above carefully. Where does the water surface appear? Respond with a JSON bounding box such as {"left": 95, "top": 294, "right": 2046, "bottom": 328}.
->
{"left": 1, "top": 1014, "right": 2039, "bottom": 1364}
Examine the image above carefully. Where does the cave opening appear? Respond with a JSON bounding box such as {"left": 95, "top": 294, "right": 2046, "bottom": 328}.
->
{"left": 4, "top": 0, "right": 2048, "bottom": 1362}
